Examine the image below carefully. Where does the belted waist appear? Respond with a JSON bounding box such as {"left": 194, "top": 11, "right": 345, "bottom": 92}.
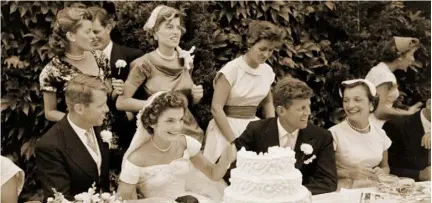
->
{"left": 223, "top": 106, "right": 257, "bottom": 119}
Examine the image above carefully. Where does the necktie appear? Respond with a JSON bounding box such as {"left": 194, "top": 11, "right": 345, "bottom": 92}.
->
{"left": 85, "top": 130, "right": 98, "bottom": 154}
{"left": 282, "top": 133, "right": 293, "bottom": 149}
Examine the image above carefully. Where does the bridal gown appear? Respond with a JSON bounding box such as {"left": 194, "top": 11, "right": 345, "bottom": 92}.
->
{"left": 120, "top": 135, "right": 223, "bottom": 203}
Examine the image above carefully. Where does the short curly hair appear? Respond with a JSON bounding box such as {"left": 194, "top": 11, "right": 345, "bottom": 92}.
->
{"left": 340, "top": 82, "right": 380, "bottom": 113}
{"left": 140, "top": 91, "right": 188, "bottom": 134}
{"left": 246, "top": 20, "right": 286, "bottom": 48}
{"left": 49, "top": 3, "right": 93, "bottom": 56}
{"left": 146, "top": 5, "right": 186, "bottom": 35}
{"left": 273, "top": 76, "right": 313, "bottom": 108}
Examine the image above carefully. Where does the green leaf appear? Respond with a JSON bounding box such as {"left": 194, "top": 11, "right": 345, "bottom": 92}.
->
{"left": 41, "top": 5, "right": 49, "bottom": 14}
{"left": 10, "top": 2, "right": 17, "bottom": 14}
{"left": 18, "top": 6, "right": 27, "bottom": 17}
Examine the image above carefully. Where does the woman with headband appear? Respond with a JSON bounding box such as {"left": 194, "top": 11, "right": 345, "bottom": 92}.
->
{"left": 116, "top": 5, "right": 204, "bottom": 143}
{"left": 329, "top": 79, "right": 392, "bottom": 189}
{"left": 39, "top": 3, "right": 124, "bottom": 122}
{"left": 365, "top": 36, "right": 423, "bottom": 128}
{"left": 117, "top": 91, "right": 236, "bottom": 203}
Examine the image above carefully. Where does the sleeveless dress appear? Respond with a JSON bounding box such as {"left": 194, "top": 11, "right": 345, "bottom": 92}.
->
{"left": 329, "top": 121, "right": 392, "bottom": 189}
{"left": 127, "top": 51, "right": 204, "bottom": 143}
{"left": 203, "top": 56, "right": 275, "bottom": 163}
{"left": 1, "top": 156, "right": 25, "bottom": 196}
{"left": 365, "top": 62, "right": 400, "bottom": 128}
{"left": 119, "top": 135, "right": 221, "bottom": 203}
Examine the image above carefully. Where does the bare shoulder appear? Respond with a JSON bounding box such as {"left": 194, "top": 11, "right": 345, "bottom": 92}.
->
{"left": 128, "top": 143, "right": 152, "bottom": 167}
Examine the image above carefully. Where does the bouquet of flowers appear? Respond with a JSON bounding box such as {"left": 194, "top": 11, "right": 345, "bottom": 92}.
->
{"left": 47, "top": 183, "right": 124, "bottom": 203}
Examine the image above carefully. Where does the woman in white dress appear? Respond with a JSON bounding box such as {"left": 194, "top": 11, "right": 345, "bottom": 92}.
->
{"left": 329, "top": 79, "right": 392, "bottom": 189}
{"left": 1, "top": 155, "right": 25, "bottom": 203}
{"left": 365, "top": 36, "right": 423, "bottom": 128}
{"left": 117, "top": 91, "right": 236, "bottom": 203}
{"left": 203, "top": 20, "right": 285, "bottom": 163}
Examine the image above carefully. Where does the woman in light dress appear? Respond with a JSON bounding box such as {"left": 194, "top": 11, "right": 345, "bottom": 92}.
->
{"left": 203, "top": 20, "right": 285, "bottom": 163}
{"left": 1, "top": 155, "right": 25, "bottom": 203}
{"left": 116, "top": 5, "right": 204, "bottom": 143}
{"left": 365, "top": 36, "right": 423, "bottom": 128}
{"left": 329, "top": 79, "right": 391, "bottom": 189}
{"left": 117, "top": 91, "right": 236, "bottom": 203}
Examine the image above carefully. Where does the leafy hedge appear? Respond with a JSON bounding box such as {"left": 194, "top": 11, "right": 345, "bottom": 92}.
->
{"left": 1, "top": 1, "right": 430, "bottom": 202}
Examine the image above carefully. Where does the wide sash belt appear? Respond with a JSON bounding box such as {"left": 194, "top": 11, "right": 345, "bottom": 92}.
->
{"left": 223, "top": 106, "right": 257, "bottom": 119}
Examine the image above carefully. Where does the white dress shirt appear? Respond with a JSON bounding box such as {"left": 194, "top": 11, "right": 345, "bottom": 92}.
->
{"left": 277, "top": 118, "right": 299, "bottom": 150}
{"left": 420, "top": 109, "right": 431, "bottom": 133}
{"left": 102, "top": 41, "right": 113, "bottom": 61}
{"left": 67, "top": 115, "right": 101, "bottom": 175}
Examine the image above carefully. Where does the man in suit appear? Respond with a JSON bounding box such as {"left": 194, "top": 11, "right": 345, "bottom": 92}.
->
{"left": 230, "top": 76, "right": 337, "bottom": 195}
{"left": 35, "top": 74, "right": 110, "bottom": 200}
{"left": 383, "top": 98, "right": 431, "bottom": 181}
{"left": 89, "top": 6, "right": 144, "bottom": 152}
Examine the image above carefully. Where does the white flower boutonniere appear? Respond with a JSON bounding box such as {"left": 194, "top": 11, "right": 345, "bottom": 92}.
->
{"left": 100, "top": 130, "right": 113, "bottom": 149}
{"left": 177, "top": 46, "right": 196, "bottom": 70}
{"left": 304, "top": 155, "right": 317, "bottom": 165}
{"left": 300, "top": 143, "right": 313, "bottom": 155}
{"left": 115, "top": 59, "right": 127, "bottom": 75}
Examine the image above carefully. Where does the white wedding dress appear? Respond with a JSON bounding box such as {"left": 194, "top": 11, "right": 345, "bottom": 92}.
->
{"left": 120, "top": 135, "right": 224, "bottom": 203}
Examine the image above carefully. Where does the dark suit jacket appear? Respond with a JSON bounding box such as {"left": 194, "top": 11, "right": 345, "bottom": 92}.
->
{"left": 382, "top": 111, "right": 430, "bottom": 181}
{"left": 35, "top": 116, "right": 110, "bottom": 200}
{"left": 108, "top": 43, "right": 144, "bottom": 157}
{"left": 231, "top": 118, "right": 337, "bottom": 195}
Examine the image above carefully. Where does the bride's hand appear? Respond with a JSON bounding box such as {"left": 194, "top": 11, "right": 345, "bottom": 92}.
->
{"left": 221, "top": 143, "right": 237, "bottom": 164}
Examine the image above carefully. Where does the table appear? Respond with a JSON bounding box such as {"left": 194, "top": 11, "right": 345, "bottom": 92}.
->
{"left": 312, "top": 181, "right": 431, "bottom": 203}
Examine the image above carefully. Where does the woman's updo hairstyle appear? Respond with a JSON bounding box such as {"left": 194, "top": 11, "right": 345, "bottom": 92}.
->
{"left": 246, "top": 20, "right": 286, "bottom": 48}
{"left": 143, "top": 5, "right": 186, "bottom": 36}
{"left": 140, "top": 91, "right": 188, "bottom": 134}
{"left": 49, "top": 3, "right": 92, "bottom": 56}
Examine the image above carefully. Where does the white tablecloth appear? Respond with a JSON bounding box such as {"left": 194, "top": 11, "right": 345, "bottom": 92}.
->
{"left": 312, "top": 181, "right": 431, "bottom": 203}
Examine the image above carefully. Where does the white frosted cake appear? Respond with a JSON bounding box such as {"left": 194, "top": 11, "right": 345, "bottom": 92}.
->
{"left": 223, "top": 146, "right": 311, "bottom": 203}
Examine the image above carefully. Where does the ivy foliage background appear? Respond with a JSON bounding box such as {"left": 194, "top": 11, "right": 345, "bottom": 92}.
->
{"left": 1, "top": 1, "right": 430, "bottom": 202}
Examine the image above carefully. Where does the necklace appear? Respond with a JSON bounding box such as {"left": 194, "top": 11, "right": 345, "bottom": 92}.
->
{"left": 156, "top": 48, "right": 176, "bottom": 60}
{"left": 346, "top": 118, "right": 370, "bottom": 133}
{"left": 65, "top": 52, "right": 85, "bottom": 61}
{"left": 151, "top": 137, "right": 172, "bottom": 152}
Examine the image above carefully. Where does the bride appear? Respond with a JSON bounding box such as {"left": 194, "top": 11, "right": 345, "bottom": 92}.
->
{"left": 118, "top": 91, "right": 236, "bottom": 203}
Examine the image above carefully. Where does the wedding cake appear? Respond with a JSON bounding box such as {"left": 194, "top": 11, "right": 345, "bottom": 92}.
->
{"left": 224, "top": 146, "right": 311, "bottom": 203}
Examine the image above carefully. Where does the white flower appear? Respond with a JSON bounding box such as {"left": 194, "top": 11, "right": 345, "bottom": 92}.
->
{"left": 101, "top": 130, "right": 113, "bottom": 148}
{"left": 300, "top": 143, "right": 313, "bottom": 155}
{"left": 100, "top": 192, "right": 111, "bottom": 200}
{"left": 304, "top": 155, "right": 317, "bottom": 164}
{"left": 47, "top": 197, "right": 54, "bottom": 202}
{"left": 115, "top": 59, "right": 127, "bottom": 75}
{"left": 92, "top": 194, "right": 101, "bottom": 202}
{"left": 177, "top": 46, "right": 196, "bottom": 70}
{"left": 75, "top": 192, "right": 91, "bottom": 202}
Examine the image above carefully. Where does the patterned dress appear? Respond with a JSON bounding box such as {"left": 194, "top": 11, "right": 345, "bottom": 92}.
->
{"left": 39, "top": 50, "right": 112, "bottom": 128}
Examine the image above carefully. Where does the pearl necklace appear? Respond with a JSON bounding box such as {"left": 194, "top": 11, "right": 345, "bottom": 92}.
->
{"left": 346, "top": 118, "right": 370, "bottom": 133}
{"left": 65, "top": 52, "right": 85, "bottom": 61}
{"left": 151, "top": 138, "right": 172, "bottom": 152}
{"left": 156, "top": 48, "right": 176, "bottom": 60}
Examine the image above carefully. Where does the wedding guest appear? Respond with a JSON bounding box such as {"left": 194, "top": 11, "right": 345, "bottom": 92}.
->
{"left": 39, "top": 3, "right": 123, "bottom": 122}
{"left": 232, "top": 77, "right": 337, "bottom": 195}
{"left": 203, "top": 20, "right": 284, "bottom": 163}
{"left": 118, "top": 91, "right": 236, "bottom": 202}
{"left": 116, "top": 5, "right": 204, "bottom": 143}
{"left": 35, "top": 74, "right": 111, "bottom": 200}
{"left": 329, "top": 79, "right": 391, "bottom": 189}
{"left": 1, "top": 156, "right": 25, "bottom": 203}
{"left": 383, "top": 98, "right": 431, "bottom": 181}
{"left": 89, "top": 6, "right": 144, "bottom": 150}
{"left": 365, "top": 36, "right": 423, "bottom": 128}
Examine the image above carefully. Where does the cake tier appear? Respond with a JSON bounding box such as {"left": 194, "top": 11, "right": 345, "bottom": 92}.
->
{"left": 236, "top": 147, "right": 296, "bottom": 176}
{"left": 228, "top": 169, "right": 304, "bottom": 197}
{"left": 224, "top": 184, "right": 311, "bottom": 203}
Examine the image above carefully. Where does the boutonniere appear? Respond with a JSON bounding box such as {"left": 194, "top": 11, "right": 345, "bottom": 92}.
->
{"left": 300, "top": 143, "right": 316, "bottom": 164}
{"left": 177, "top": 46, "right": 195, "bottom": 70}
{"left": 115, "top": 59, "right": 127, "bottom": 75}
{"left": 100, "top": 130, "right": 114, "bottom": 149}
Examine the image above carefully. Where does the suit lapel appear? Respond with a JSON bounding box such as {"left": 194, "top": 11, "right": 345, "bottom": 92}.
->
{"left": 294, "top": 124, "right": 317, "bottom": 169}
{"left": 262, "top": 118, "right": 280, "bottom": 152}
{"left": 110, "top": 43, "right": 121, "bottom": 78}
{"left": 61, "top": 117, "right": 99, "bottom": 181}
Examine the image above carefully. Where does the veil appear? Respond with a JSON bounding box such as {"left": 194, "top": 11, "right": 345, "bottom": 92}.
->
{"left": 121, "top": 91, "right": 167, "bottom": 167}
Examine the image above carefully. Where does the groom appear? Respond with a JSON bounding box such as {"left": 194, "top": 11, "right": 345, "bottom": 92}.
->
{"left": 35, "top": 74, "right": 111, "bottom": 200}
{"left": 230, "top": 77, "right": 337, "bottom": 195}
